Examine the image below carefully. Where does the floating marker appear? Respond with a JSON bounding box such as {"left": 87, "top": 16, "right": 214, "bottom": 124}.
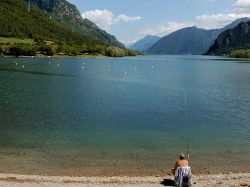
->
{"left": 57, "top": 64, "right": 60, "bottom": 66}
{"left": 82, "top": 66, "right": 85, "bottom": 69}
{"left": 22, "top": 65, "right": 25, "bottom": 68}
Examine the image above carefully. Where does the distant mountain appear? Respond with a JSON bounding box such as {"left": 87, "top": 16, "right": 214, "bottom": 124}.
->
{"left": 148, "top": 27, "right": 220, "bottom": 55}
{"left": 148, "top": 17, "right": 250, "bottom": 55}
{"left": 130, "top": 35, "right": 161, "bottom": 51}
{"left": 206, "top": 21, "right": 250, "bottom": 55}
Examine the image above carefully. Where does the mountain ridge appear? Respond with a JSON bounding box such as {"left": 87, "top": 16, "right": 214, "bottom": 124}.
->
{"left": 148, "top": 17, "right": 250, "bottom": 55}
{"left": 0, "top": 0, "right": 139, "bottom": 57}
{"left": 130, "top": 35, "right": 161, "bottom": 52}
{"left": 206, "top": 21, "right": 250, "bottom": 55}
{"left": 25, "top": 0, "right": 125, "bottom": 48}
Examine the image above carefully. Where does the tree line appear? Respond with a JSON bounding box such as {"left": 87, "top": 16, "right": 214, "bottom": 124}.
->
{"left": 0, "top": 0, "right": 141, "bottom": 57}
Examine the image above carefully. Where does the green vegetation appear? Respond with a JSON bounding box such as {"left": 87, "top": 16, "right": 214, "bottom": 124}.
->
{"left": 0, "top": 46, "right": 3, "bottom": 57}
{"left": 206, "top": 22, "right": 250, "bottom": 56}
{"left": 230, "top": 49, "right": 250, "bottom": 58}
{"left": 25, "top": 0, "right": 125, "bottom": 49}
{"left": 0, "top": 37, "right": 34, "bottom": 44}
{"left": 0, "top": 0, "right": 138, "bottom": 57}
{"left": 0, "top": 39, "right": 140, "bottom": 57}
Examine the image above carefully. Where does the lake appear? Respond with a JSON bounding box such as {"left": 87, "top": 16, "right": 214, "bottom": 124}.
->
{"left": 0, "top": 55, "right": 249, "bottom": 176}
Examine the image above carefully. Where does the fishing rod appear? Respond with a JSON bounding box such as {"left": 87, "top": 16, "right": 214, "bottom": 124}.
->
{"left": 155, "top": 94, "right": 190, "bottom": 176}
{"left": 184, "top": 93, "right": 190, "bottom": 161}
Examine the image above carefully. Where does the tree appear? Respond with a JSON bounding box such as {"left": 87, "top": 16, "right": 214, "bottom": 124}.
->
{"left": 39, "top": 45, "right": 54, "bottom": 56}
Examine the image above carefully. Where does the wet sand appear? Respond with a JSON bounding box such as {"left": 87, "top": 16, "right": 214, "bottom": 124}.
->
{"left": 0, "top": 173, "right": 249, "bottom": 187}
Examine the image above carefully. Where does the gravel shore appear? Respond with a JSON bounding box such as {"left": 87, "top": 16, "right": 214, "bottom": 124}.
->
{"left": 0, "top": 173, "right": 249, "bottom": 186}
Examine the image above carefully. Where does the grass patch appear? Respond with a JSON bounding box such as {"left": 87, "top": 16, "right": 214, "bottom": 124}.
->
{"left": 0, "top": 37, "right": 34, "bottom": 44}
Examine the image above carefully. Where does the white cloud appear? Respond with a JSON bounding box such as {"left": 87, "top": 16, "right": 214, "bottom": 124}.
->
{"left": 82, "top": 9, "right": 113, "bottom": 30}
{"left": 137, "top": 0, "right": 250, "bottom": 42}
{"left": 140, "top": 22, "right": 194, "bottom": 37}
{"left": 235, "top": 0, "right": 250, "bottom": 8}
{"left": 82, "top": 9, "right": 141, "bottom": 30}
{"left": 195, "top": 13, "right": 250, "bottom": 29}
{"left": 133, "top": 0, "right": 250, "bottom": 45}
{"left": 114, "top": 15, "right": 141, "bottom": 23}
{"left": 234, "top": 0, "right": 250, "bottom": 13}
{"left": 196, "top": 0, "right": 250, "bottom": 29}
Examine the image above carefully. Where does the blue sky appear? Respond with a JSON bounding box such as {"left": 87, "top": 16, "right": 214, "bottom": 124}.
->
{"left": 68, "top": 0, "right": 250, "bottom": 45}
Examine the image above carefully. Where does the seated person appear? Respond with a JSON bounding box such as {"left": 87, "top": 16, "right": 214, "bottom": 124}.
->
{"left": 171, "top": 153, "right": 192, "bottom": 187}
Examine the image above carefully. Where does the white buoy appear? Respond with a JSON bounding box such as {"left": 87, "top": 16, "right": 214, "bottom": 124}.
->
{"left": 15, "top": 63, "right": 18, "bottom": 66}
{"left": 82, "top": 66, "right": 85, "bottom": 69}
{"left": 57, "top": 64, "right": 60, "bottom": 67}
{"left": 22, "top": 65, "right": 25, "bottom": 68}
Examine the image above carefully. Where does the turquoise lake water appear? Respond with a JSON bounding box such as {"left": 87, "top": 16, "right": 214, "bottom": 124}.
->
{"left": 0, "top": 55, "right": 249, "bottom": 176}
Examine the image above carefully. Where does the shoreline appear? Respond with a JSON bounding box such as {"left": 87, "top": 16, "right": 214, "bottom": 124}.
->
{"left": 0, "top": 54, "right": 109, "bottom": 59}
{"left": 0, "top": 173, "right": 249, "bottom": 186}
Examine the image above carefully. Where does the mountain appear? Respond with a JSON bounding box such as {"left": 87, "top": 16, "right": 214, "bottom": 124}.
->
{"left": 0, "top": 0, "right": 83, "bottom": 43}
{"left": 148, "top": 17, "right": 250, "bottom": 55}
{"left": 0, "top": 0, "right": 136, "bottom": 57}
{"left": 148, "top": 27, "right": 220, "bottom": 55}
{"left": 130, "top": 35, "right": 161, "bottom": 51}
{"left": 206, "top": 21, "right": 250, "bottom": 55}
{"left": 25, "top": 0, "right": 125, "bottom": 48}
{"left": 223, "top": 17, "right": 250, "bottom": 31}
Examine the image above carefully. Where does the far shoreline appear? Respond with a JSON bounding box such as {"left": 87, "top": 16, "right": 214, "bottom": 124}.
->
{"left": 0, "top": 54, "right": 109, "bottom": 59}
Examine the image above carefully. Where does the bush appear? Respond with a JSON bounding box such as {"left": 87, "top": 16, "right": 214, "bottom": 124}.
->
{"left": 230, "top": 49, "right": 250, "bottom": 58}
{"left": 39, "top": 45, "right": 54, "bottom": 56}
{"left": 4, "top": 44, "right": 38, "bottom": 56}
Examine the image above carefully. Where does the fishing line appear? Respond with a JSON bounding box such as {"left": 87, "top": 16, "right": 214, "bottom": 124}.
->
{"left": 184, "top": 93, "right": 190, "bottom": 160}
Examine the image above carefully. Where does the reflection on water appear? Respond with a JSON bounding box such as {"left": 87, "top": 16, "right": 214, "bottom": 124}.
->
{"left": 0, "top": 55, "right": 249, "bottom": 176}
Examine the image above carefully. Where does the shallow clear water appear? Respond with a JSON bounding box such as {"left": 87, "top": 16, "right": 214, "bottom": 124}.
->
{"left": 0, "top": 55, "right": 249, "bottom": 176}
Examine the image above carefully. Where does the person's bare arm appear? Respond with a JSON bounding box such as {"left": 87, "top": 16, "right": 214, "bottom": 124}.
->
{"left": 171, "top": 161, "right": 178, "bottom": 175}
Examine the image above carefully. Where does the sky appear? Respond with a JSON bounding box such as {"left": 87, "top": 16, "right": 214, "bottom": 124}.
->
{"left": 68, "top": 0, "right": 250, "bottom": 45}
